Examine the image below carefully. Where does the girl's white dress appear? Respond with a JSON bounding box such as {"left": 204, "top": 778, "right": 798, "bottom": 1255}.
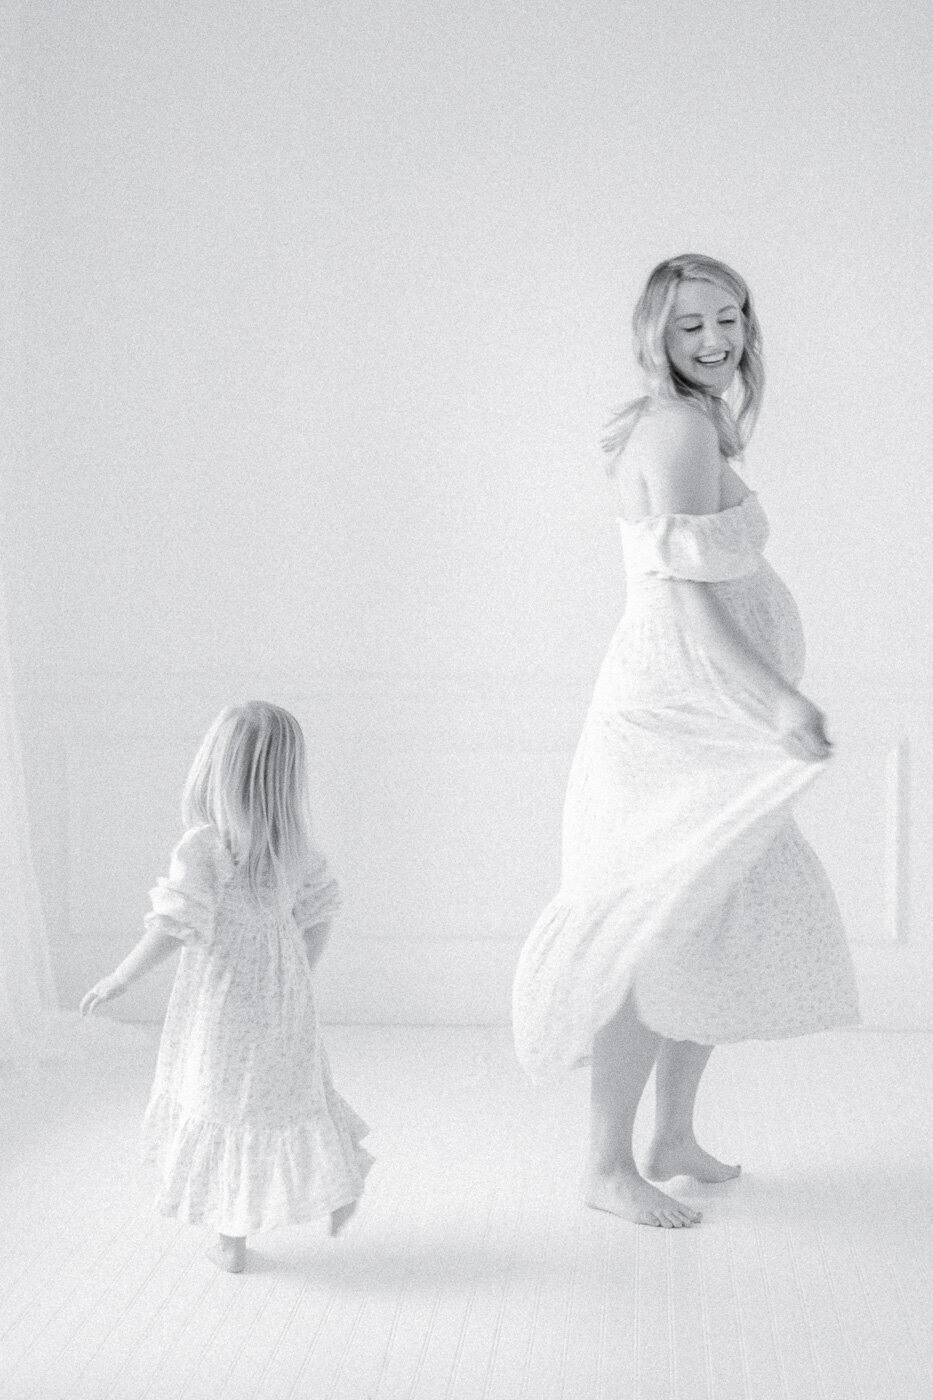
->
{"left": 140, "top": 826, "right": 373, "bottom": 1235}
{"left": 513, "top": 493, "right": 860, "bottom": 1078}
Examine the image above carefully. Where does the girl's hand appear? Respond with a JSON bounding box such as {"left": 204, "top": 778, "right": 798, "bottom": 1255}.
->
{"left": 302, "top": 922, "right": 331, "bottom": 972}
{"left": 80, "top": 975, "right": 127, "bottom": 1016}
{"left": 773, "top": 690, "right": 833, "bottom": 762}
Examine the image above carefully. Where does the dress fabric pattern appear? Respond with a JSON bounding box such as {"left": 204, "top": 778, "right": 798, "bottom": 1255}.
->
{"left": 512, "top": 493, "right": 859, "bottom": 1078}
{"left": 140, "top": 826, "right": 373, "bottom": 1235}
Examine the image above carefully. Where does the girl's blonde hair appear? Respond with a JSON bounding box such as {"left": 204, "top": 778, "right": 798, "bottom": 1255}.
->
{"left": 603, "top": 253, "right": 764, "bottom": 472}
{"left": 182, "top": 701, "right": 314, "bottom": 904}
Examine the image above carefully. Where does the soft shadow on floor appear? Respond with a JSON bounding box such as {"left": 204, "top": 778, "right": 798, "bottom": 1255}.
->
{"left": 247, "top": 1234, "right": 572, "bottom": 1289}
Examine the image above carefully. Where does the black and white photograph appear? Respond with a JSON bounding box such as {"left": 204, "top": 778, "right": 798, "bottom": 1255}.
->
{"left": 1, "top": 0, "right": 931, "bottom": 1395}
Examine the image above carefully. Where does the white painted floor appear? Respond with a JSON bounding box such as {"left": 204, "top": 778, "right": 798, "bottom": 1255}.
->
{"left": 2, "top": 1024, "right": 932, "bottom": 1400}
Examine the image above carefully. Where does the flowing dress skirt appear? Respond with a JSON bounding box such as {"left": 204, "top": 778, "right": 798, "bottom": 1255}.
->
{"left": 513, "top": 499, "right": 859, "bottom": 1077}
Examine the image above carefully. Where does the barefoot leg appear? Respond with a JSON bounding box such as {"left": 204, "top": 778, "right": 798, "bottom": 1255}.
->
{"left": 644, "top": 1038, "right": 740, "bottom": 1184}
{"left": 206, "top": 1233, "right": 246, "bottom": 1273}
{"left": 586, "top": 994, "right": 702, "bottom": 1227}
{"left": 329, "top": 1199, "right": 358, "bottom": 1236}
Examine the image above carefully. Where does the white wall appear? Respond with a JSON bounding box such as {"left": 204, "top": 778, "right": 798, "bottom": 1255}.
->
{"left": 3, "top": 0, "right": 931, "bottom": 1022}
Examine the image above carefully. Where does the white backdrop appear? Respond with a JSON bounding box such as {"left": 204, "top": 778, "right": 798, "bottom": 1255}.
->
{"left": 3, "top": 0, "right": 931, "bottom": 1023}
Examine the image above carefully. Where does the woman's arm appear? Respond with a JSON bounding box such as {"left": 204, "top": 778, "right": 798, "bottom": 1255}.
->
{"left": 673, "top": 580, "right": 831, "bottom": 761}
{"left": 629, "top": 402, "right": 723, "bottom": 515}
{"left": 675, "top": 577, "right": 795, "bottom": 702}
{"left": 628, "top": 406, "right": 832, "bottom": 762}
{"left": 80, "top": 926, "right": 180, "bottom": 1015}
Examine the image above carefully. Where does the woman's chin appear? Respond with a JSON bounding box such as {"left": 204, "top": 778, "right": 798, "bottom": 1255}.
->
{"left": 682, "top": 368, "right": 735, "bottom": 396}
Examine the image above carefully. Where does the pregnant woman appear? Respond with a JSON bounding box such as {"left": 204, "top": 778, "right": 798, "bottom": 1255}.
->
{"left": 512, "top": 254, "right": 859, "bottom": 1228}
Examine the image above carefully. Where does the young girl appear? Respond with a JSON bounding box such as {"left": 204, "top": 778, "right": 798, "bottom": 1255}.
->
{"left": 512, "top": 254, "right": 859, "bottom": 1228}
{"left": 81, "top": 701, "right": 372, "bottom": 1272}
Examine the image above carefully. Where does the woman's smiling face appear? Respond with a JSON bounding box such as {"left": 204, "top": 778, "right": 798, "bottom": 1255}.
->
{"left": 664, "top": 279, "right": 745, "bottom": 394}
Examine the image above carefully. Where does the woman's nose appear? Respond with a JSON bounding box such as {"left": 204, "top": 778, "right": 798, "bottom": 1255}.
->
{"left": 699, "top": 320, "right": 723, "bottom": 348}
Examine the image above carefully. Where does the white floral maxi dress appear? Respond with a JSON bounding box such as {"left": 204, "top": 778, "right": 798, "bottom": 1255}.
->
{"left": 512, "top": 494, "right": 859, "bottom": 1078}
{"left": 140, "top": 825, "right": 373, "bottom": 1235}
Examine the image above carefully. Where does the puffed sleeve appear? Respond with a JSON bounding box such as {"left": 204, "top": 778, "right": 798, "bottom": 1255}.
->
{"left": 620, "top": 497, "right": 767, "bottom": 582}
{"left": 293, "top": 845, "right": 341, "bottom": 934}
{"left": 144, "top": 825, "right": 234, "bottom": 948}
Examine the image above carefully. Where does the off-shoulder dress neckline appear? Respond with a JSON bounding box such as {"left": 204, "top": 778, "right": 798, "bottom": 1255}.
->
{"left": 617, "top": 490, "right": 757, "bottom": 528}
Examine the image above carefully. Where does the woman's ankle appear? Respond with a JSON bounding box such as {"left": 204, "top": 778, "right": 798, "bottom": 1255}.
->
{"left": 586, "top": 1151, "right": 640, "bottom": 1180}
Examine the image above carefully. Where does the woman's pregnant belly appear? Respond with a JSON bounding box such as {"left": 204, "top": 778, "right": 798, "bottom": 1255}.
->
{"left": 711, "top": 560, "right": 806, "bottom": 686}
{"left": 592, "top": 561, "right": 806, "bottom": 714}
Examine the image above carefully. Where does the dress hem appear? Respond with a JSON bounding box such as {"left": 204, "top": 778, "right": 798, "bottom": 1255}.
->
{"left": 637, "top": 1007, "right": 862, "bottom": 1047}
{"left": 148, "top": 1166, "right": 375, "bottom": 1237}
{"left": 140, "top": 1089, "right": 374, "bottom": 1237}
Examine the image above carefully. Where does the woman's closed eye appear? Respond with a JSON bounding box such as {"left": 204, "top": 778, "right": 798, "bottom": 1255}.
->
{"left": 682, "top": 318, "right": 737, "bottom": 332}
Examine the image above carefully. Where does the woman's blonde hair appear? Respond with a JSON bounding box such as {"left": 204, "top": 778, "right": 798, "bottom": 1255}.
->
{"left": 182, "top": 701, "right": 314, "bottom": 904}
{"left": 603, "top": 253, "right": 764, "bottom": 472}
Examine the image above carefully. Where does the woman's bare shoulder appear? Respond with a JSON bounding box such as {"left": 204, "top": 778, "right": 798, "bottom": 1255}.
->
{"left": 629, "top": 398, "right": 718, "bottom": 453}
{"left": 620, "top": 400, "right": 721, "bottom": 516}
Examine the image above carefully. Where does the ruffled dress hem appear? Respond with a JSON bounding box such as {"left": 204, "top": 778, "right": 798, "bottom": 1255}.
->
{"left": 636, "top": 1002, "right": 861, "bottom": 1047}
{"left": 140, "top": 1090, "right": 374, "bottom": 1236}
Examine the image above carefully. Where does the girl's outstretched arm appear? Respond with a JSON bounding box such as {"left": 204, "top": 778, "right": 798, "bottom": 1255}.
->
{"left": 80, "top": 926, "right": 180, "bottom": 1015}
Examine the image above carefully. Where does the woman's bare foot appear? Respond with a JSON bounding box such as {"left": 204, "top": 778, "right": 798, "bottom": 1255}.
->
{"left": 329, "top": 1199, "right": 358, "bottom": 1236}
{"left": 644, "top": 1135, "right": 740, "bottom": 1184}
{"left": 206, "top": 1234, "right": 246, "bottom": 1272}
{"left": 585, "top": 1166, "right": 702, "bottom": 1227}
